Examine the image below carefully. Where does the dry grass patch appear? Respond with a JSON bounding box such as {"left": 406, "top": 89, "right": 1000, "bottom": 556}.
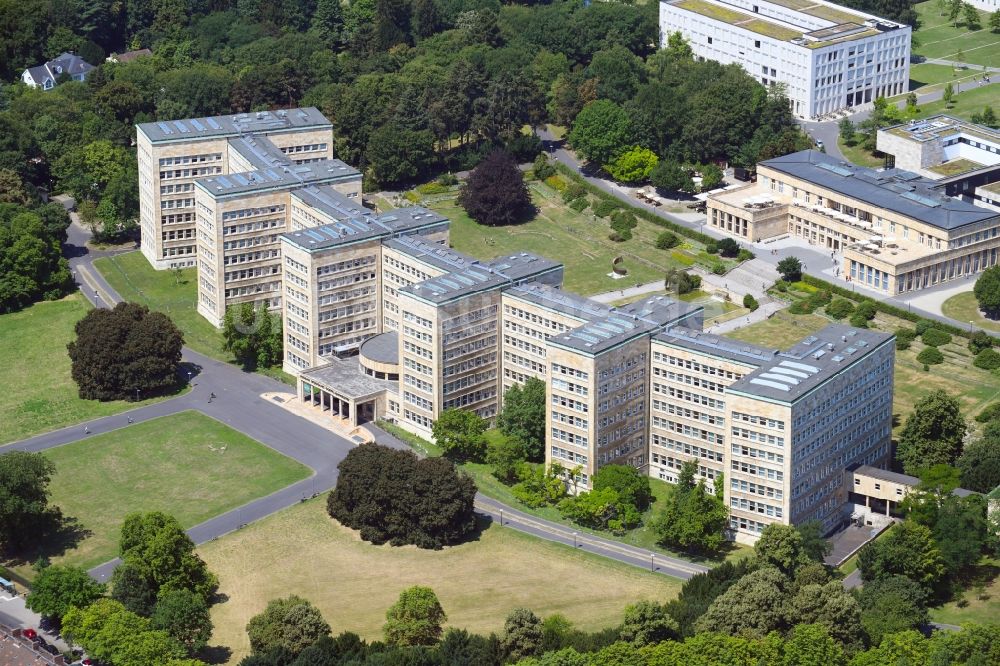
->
{"left": 199, "top": 498, "right": 680, "bottom": 664}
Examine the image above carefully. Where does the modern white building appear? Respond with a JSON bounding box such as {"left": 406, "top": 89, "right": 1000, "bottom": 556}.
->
{"left": 658, "top": 0, "right": 911, "bottom": 118}
{"left": 966, "top": 0, "right": 997, "bottom": 12}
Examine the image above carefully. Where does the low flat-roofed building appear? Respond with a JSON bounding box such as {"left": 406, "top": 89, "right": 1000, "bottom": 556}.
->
{"left": 706, "top": 149, "right": 1000, "bottom": 295}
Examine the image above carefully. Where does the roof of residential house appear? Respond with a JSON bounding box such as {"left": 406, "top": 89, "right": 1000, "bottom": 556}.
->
{"left": 760, "top": 150, "right": 999, "bottom": 231}
{"left": 24, "top": 52, "right": 94, "bottom": 84}
{"left": 137, "top": 107, "right": 332, "bottom": 144}
{"left": 108, "top": 48, "right": 152, "bottom": 63}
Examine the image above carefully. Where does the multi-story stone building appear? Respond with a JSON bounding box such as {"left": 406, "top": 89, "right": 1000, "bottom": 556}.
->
{"left": 706, "top": 149, "right": 1000, "bottom": 294}
{"left": 658, "top": 0, "right": 911, "bottom": 118}
{"left": 137, "top": 108, "right": 336, "bottom": 270}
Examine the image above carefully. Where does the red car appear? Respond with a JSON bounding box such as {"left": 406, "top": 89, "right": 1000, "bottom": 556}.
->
{"left": 22, "top": 628, "right": 37, "bottom": 640}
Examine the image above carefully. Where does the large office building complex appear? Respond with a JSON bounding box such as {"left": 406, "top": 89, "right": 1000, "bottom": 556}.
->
{"left": 707, "top": 147, "right": 1000, "bottom": 295}
{"left": 658, "top": 0, "right": 910, "bottom": 118}
{"left": 136, "top": 110, "right": 897, "bottom": 544}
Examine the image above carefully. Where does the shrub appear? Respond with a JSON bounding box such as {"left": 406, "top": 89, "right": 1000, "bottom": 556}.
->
{"left": 737, "top": 248, "right": 755, "bottom": 261}
{"left": 562, "top": 183, "right": 587, "bottom": 203}
{"left": 774, "top": 280, "right": 788, "bottom": 292}
{"left": 789, "top": 300, "right": 816, "bottom": 315}
{"left": 974, "top": 348, "right": 1000, "bottom": 370}
{"left": 593, "top": 200, "right": 619, "bottom": 218}
{"left": 854, "top": 301, "right": 876, "bottom": 321}
{"left": 808, "top": 290, "right": 832, "bottom": 308}
{"left": 656, "top": 231, "right": 680, "bottom": 250}
{"left": 896, "top": 328, "right": 917, "bottom": 344}
{"left": 609, "top": 230, "right": 628, "bottom": 242}
{"left": 921, "top": 328, "right": 952, "bottom": 347}
{"left": 569, "top": 197, "right": 589, "bottom": 212}
{"left": 611, "top": 210, "right": 638, "bottom": 230}
{"left": 544, "top": 175, "right": 567, "bottom": 191}
{"left": 975, "top": 402, "right": 1000, "bottom": 423}
{"left": 743, "top": 294, "right": 759, "bottom": 312}
{"left": 825, "top": 299, "right": 855, "bottom": 320}
{"left": 436, "top": 173, "right": 458, "bottom": 186}
{"left": 969, "top": 331, "right": 993, "bottom": 355}
{"left": 711, "top": 263, "right": 726, "bottom": 275}
{"left": 915, "top": 319, "right": 936, "bottom": 335}
{"left": 416, "top": 182, "right": 449, "bottom": 194}
{"left": 532, "top": 154, "right": 555, "bottom": 181}
{"left": 849, "top": 311, "right": 870, "bottom": 328}
{"left": 716, "top": 238, "right": 739, "bottom": 258}
{"left": 916, "top": 347, "right": 944, "bottom": 365}
{"left": 705, "top": 241, "right": 718, "bottom": 255}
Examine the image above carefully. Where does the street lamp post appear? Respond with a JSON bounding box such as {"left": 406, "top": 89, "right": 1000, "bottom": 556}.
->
{"left": 970, "top": 320, "right": 975, "bottom": 333}
{"left": 650, "top": 553, "right": 655, "bottom": 572}
{"left": 135, "top": 387, "right": 139, "bottom": 402}
{"left": 499, "top": 509, "right": 503, "bottom": 527}
{"left": 573, "top": 532, "right": 578, "bottom": 548}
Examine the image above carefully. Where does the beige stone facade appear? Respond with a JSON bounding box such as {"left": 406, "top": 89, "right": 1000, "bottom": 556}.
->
{"left": 137, "top": 109, "right": 335, "bottom": 270}
{"left": 706, "top": 149, "right": 1000, "bottom": 295}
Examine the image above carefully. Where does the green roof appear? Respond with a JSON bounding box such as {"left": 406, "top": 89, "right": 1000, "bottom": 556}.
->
{"left": 744, "top": 18, "right": 803, "bottom": 40}
{"left": 800, "top": 4, "right": 863, "bottom": 23}
{"left": 928, "top": 159, "right": 984, "bottom": 176}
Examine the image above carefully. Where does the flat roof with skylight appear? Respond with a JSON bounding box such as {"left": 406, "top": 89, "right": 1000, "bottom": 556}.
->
{"left": 137, "top": 107, "right": 332, "bottom": 144}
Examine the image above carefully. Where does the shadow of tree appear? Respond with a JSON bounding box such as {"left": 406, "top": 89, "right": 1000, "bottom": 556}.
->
{"left": 199, "top": 644, "right": 233, "bottom": 665}
{"left": 2, "top": 511, "right": 91, "bottom": 567}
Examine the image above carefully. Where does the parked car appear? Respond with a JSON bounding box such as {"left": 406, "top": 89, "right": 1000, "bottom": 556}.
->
{"left": 22, "top": 628, "right": 37, "bottom": 640}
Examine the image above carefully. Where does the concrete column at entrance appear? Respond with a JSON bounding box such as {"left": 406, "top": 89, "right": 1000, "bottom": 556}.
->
{"left": 886, "top": 500, "right": 891, "bottom": 516}
{"left": 344, "top": 401, "right": 350, "bottom": 421}
{"left": 865, "top": 495, "right": 870, "bottom": 509}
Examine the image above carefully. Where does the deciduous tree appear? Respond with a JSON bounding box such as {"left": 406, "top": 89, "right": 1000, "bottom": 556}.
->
{"left": 858, "top": 575, "right": 929, "bottom": 645}
{"left": 604, "top": 147, "right": 658, "bottom": 183}
{"left": 568, "top": 100, "right": 635, "bottom": 167}
{"left": 652, "top": 462, "right": 728, "bottom": 554}
{"left": 857, "top": 521, "right": 946, "bottom": 589}
{"left": 68, "top": 302, "right": 184, "bottom": 401}
{"left": 222, "top": 302, "right": 283, "bottom": 371}
{"left": 431, "top": 408, "right": 487, "bottom": 463}
{"left": 383, "top": 586, "right": 446, "bottom": 646}
{"left": 25, "top": 564, "right": 105, "bottom": 622}
{"left": 618, "top": 601, "right": 677, "bottom": 647}
{"left": 151, "top": 589, "right": 212, "bottom": 655}
{"left": 976, "top": 266, "right": 1000, "bottom": 317}
{"left": 0, "top": 451, "right": 59, "bottom": 551}
{"left": 649, "top": 160, "right": 694, "bottom": 193}
{"left": 458, "top": 151, "right": 533, "bottom": 227}
{"left": 498, "top": 378, "right": 546, "bottom": 461}
{"left": 119, "top": 512, "right": 218, "bottom": 603}
{"left": 957, "top": 435, "right": 1000, "bottom": 492}
{"left": 501, "top": 608, "right": 543, "bottom": 662}
{"left": 593, "top": 464, "right": 652, "bottom": 512}
{"left": 695, "top": 566, "right": 790, "bottom": 638}
{"left": 896, "top": 390, "right": 966, "bottom": 474}
{"left": 777, "top": 256, "right": 802, "bottom": 282}
{"left": 246, "top": 595, "right": 331, "bottom": 656}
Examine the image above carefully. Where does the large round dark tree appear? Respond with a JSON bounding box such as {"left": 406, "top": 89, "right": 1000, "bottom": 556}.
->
{"left": 67, "top": 302, "right": 184, "bottom": 401}
{"left": 458, "top": 150, "right": 533, "bottom": 226}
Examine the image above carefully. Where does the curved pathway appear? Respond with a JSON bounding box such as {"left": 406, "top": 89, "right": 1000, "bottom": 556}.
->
{"left": 1, "top": 218, "right": 710, "bottom": 584}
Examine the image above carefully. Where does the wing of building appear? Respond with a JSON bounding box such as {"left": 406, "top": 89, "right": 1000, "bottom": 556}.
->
{"left": 658, "top": 0, "right": 911, "bottom": 118}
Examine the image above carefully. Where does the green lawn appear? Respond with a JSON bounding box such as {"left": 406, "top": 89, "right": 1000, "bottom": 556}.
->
{"left": 837, "top": 137, "right": 885, "bottom": 169}
{"left": 380, "top": 421, "right": 751, "bottom": 565}
{"left": 0, "top": 294, "right": 183, "bottom": 444}
{"left": 942, "top": 291, "right": 1000, "bottom": 335}
{"left": 93, "top": 252, "right": 293, "bottom": 384}
{"left": 200, "top": 497, "right": 681, "bottom": 664}
{"left": 436, "top": 179, "right": 729, "bottom": 296}
{"left": 929, "top": 557, "right": 1000, "bottom": 626}
{"left": 16, "top": 411, "right": 310, "bottom": 574}
{"left": 913, "top": 83, "right": 1000, "bottom": 122}
{"left": 909, "top": 63, "right": 964, "bottom": 89}
{"left": 724, "top": 310, "right": 831, "bottom": 350}
{"left": 912, "top": 1, "right": 999, "bottom": 67}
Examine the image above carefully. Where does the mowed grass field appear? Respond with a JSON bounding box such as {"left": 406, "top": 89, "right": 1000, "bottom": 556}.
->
{"left": 94, "top": 252, "right": 228, "bottom": 362}
{"left": 198, "top": 498, "right": 681, "bottom": 664}
{"left": 942, "top": 291, "right": 1000, "bottom": 334}
{"left": 914, "top": 83, "right": 1000, "bottom": 122}
{"left": 433, "top": 181, "right": 714, "bottom": 296}
{"left": 23, "top": 411, "right": 310, "bottom": 573}
{"left": 0, "top": 293, "right": 180, "bottom": 444}
{"left": 912, "top": 1, "right": 999, "bottom": 67}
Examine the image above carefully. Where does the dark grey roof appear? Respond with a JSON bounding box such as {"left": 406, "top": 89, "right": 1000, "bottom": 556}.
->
{"left": 137, "top": 107, "right": 331, "bottom": 144}
{"left": 399, "top": 252, "right": 563, "bottom": 305}
{"left": 725, "top": 324, "right": 894, "bottom": 403}
{"left": 25, "top": 52, "right": 94, "bottom": 84}
{"left": 548, "top": 296, "right": 702, "bottom": 355}
{"left": 849, "top": 464, "right": 978, "bottom": 496}
{"left": 761, "top": 150, "right": 999, "bottom": 231}
{"left": 382, "top": 235, "right": 477, "bottom": 272}
{"left": 109, "top": 48, "right": 152, "bottom": 63}
{"left": 195, "top": 159, "right": 359, "bottom": 199}
{"left": 300, "top": 356, "right": 396, "bottom": 399}
{"left": 654, "top": 326, "right": 778, "bottom": 367}
{"left": 228, "top": 136, "right": 292, "bottom": 171}
{"left": 293, "top": 186, "right": 372, "bottom": 222}
{"left": 504, "top": 283, "right": 610, "bottom": 322}
{"left": 280, "top": 199, "right": 448, "bottom": 253}
{"left": 360, "top": 331, "right": 399, "bottom": 365}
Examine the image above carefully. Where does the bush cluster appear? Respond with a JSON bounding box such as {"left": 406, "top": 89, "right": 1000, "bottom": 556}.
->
{"left": 327, "top": 444, "right": 476, "bottom": 549}
{"left": 593, "top": 200, "right": 619, "bottom": 218}
{"left": 609, "top": 210, "right": 638, "bottom": 241}
{"left": 655, "top": 231, "right": 680, "bottom": 250}
{"left": 569, "top": 197, "right": 589, "bottom": 212}
{"left": 824, "top": 298, "right": 855, "bottom": 320}
{"left": 848, "top": 301, "right": 876, "bottom": 328}
{"left": 921, "top": 328, "right": 952, "bottom": 347}
{"left": 974, "top": 348, "right": 1000, "bottom": 370}
{"left": 895, "top": 327, "right": 917, "bottom": 350}
{"left": 916, "top": 347, "right": 945, "bottom": 366}
{"left": 743, "top": 294, "right": 759, "bottom": 312}
{"left": 561, "top": 183, "right": 587, "bottom": 203}
{"left": 787, "top": 289, "right": 832, "bottom": 315}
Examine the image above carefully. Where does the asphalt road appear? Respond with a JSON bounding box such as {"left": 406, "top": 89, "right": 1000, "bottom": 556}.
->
{"left": 2, "top": 219, "right": 712, "bottom": 586}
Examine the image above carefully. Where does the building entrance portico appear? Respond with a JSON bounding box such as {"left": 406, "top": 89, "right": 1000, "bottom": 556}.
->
{"left": 298, "top": 356, "right": 395, "bottom": 429}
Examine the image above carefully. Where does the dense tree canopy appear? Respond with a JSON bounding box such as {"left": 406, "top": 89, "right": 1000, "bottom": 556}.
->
{"left": 0, "top": 203, "right": 72, "bottom": 313}
{"left": 62, "top": 599, "right": 193, "bottom": 666}
{"left": 497, "top": 378, "right": 546, "bottom": 462}
{"left": 431, "top": 408, "right": 488, "bottom": 462}
{"left": 857, "top": 521, "right": 946, "bottom": 590}
{"left": 67, "top": 302, "right": 184, "bottom": 401}
{"left": 458, "top": 150, "right": 533, "bottom": 227}
{"left": 652, "top": 462, "right": 728, "bottom": 554}
{"left": 327, "top": 443, "right": 476, "bottom": 548}
{"left": 0, "top": 451, "right": 59, "bottom": 551}
{"left": 222, "top": 302, "right": 283, "bottom": 371}
{"left": 383, "top": 586, "right": 447, "bottom": 646}
{"left": 25, "top": 564, "right": 105, "bottom": 622}
{"left": 896, "top": 390, "right": 967, "bottom": 475}
{"left": 246, "top": 595, "right": 331, "bottom": 657}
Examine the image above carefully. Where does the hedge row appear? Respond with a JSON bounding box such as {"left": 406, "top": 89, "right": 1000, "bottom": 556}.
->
{"left": 799, "top": 273, "right": 1000, "bottom": 345}
{"left": 554, "top": 163, "right": 716, "bottom": 246}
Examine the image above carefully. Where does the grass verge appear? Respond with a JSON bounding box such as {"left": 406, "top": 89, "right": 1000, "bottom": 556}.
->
{"left": 0, "top": 293, "right": 183, "bottom": 444}
{"left": 10, "top": 411, "right": 310, "bottom": 575}
{"left": 198, "top": 496, "right": 681, "bottom": 664}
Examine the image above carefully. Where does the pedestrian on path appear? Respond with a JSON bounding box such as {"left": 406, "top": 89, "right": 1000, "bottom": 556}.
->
{"left": 127, "top": 416, "right": 133, "bottom": 424}
{"left": 84, "top": 425, "right": 90, "bottom": 434}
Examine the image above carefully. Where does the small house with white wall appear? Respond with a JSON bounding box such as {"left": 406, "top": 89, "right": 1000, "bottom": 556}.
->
{"left": 21, "top": 52, "right": 94, "bottom": 90}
